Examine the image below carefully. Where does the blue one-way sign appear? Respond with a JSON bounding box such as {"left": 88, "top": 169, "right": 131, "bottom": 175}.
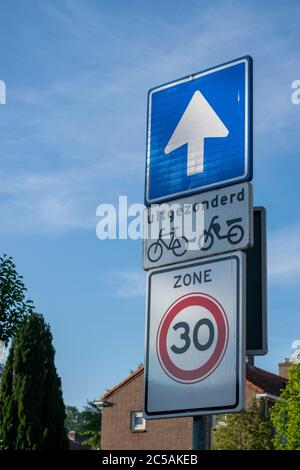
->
{"left": 145, "top": 56, "right": 252, "bottom": 205}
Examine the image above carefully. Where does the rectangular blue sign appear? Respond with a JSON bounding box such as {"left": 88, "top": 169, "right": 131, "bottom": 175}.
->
{"left": 145, "top": 56, "right": 252, "bottom": 205}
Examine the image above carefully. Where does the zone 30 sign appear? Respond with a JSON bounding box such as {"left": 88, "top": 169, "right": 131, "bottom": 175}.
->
{"left": 144, "top": 253, "right": 245, "bottom": 419}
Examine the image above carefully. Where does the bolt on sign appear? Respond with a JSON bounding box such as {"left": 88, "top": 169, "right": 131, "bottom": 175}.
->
{"left": 144, "top": 253, "right": 246, "bottom": 419}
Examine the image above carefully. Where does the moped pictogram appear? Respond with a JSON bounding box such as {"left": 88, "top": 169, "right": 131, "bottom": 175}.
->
{"left": 199, "top": 216, "right": 244, "bottom": 251}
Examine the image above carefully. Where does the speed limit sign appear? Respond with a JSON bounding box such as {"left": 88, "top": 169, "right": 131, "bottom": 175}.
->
{"left": 157, "top": 292, "right": 228, "bottom": 384}
{"left": 144, "top": 252, "right": 246, "bottom": 419}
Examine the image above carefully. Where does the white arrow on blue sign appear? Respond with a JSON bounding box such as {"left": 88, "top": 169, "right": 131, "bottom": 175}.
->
{"left": 145, "top": 56, "right": 252, "bottom": 205}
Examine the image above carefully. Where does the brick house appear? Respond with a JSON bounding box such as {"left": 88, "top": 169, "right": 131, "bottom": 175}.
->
{"left": 99, "top": 362, "right": 287, "bottom": 450}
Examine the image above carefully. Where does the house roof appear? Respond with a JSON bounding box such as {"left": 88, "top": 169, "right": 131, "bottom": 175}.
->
{"left": 101, "top": 365, "right": 144, "bottom": 401}
{"left": 68, "top": 439, "right": 91, "bottom": 451}
{"left": 246, "top": 365, "right": 287, "bottom": 396}
{"left": 101, "top": 364, "right": 287, "bottom": 401}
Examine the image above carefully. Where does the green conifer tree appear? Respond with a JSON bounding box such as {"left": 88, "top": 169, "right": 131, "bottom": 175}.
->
{"left": 0, "top": 344, "right": 17, "bottom": 449}
{"left": 0, "top": 313, "right": 68, "bottom": 450}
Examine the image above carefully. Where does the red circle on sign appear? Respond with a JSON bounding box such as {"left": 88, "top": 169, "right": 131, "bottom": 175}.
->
{"left": 156, "top": 292, "right": 228, "bottom": 384}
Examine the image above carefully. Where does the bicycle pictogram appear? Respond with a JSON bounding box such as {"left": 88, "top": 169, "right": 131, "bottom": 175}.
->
{"left": 147, "top": 227, "right": 188, "bottom": 263}
{"left": 198, "top": 215, "right": 244, "bottom": 251}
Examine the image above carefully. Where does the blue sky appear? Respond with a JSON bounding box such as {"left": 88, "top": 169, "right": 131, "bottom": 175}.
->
{"left": 0, "top": 0, "right": 300, "bottom": 408}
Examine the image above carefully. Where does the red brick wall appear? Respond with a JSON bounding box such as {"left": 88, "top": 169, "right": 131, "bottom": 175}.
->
{"left": 278, "top": 361, "right": 290, "bottom": 379}
{"left": 101, "top": 372, "right": 266, "bottom": 450}
{"left": 245, "top": 381, "right": 260, "bottom": 408}
{"left": 101, "top": 372, "right": 193, "bottom": 450}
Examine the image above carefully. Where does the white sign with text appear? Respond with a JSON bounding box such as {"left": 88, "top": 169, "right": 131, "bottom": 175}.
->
{"left": 143, "top": 182, "right": 253, "bottom": 270}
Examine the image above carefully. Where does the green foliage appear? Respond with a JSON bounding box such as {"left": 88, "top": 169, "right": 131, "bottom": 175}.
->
{"left": 271, "top": 364, "right": 300, "bottom": 450}
{"left": 0, "top": 345, "right": 17, "bottom": 449}
{"left": 65, "top": 405, "right": 85, "bottom": 433}
{"left": 80, "top": 401, "right": 101, "bottom": 449}
{"left": 212, "top": 399, "right": 274, "bottom": 450}
{"left": 65, "top": 401, "right": 101, "bottom": 449}
{"left": 0, "top": 313, "right": 69, "bottom": 449}
{"left": 0, "top": 254, "right": 34, "bottom": 345}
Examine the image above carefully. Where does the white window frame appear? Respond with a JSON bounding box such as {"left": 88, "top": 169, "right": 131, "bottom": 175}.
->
{"left": 131, "top": 411, "right": 146, "bottom": 431}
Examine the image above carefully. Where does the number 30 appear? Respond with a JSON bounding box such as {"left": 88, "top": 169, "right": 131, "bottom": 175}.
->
{"left": 170, "top": 319, "right": 214, "bottom": 354}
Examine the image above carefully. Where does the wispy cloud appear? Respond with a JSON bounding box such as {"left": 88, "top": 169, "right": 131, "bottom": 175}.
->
{"left": 106, "top": 270, "right": 146, "bottom": 299}
{"left": 268, "top": 223, "right": 300, "bottom": 283}
{"left": 1, "top": 0, "right": 300, "bottom": 235}
{"left": 0, "top": 162, "right": 128, "bottom": 234}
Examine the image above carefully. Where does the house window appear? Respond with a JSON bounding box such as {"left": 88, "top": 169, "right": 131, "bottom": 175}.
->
{"left": 131, "top": 411, "right": 146, "bottom": 431}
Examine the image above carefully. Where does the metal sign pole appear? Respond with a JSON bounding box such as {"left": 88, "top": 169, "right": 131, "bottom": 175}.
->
{"left": 192, "top": 416, "right": 211, "bottom": 450}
